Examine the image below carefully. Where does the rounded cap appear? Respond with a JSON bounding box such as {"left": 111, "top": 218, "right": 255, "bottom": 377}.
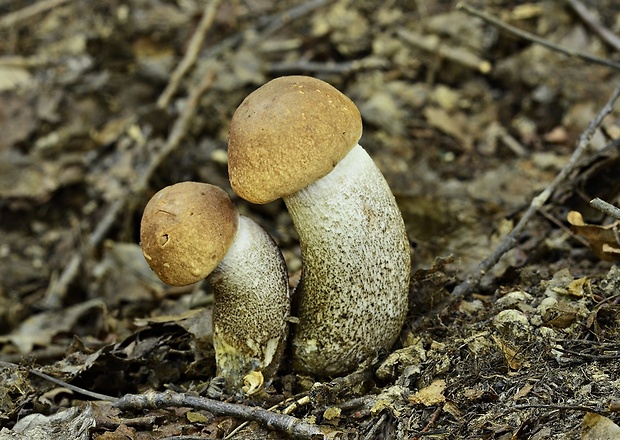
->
{"left": 140, "top": 182, "right": 238, "bottom": 286}
{"left": 228, "top": 76, "right": 362, "bottom": 204}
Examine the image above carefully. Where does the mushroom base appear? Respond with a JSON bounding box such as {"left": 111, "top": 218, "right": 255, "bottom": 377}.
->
{"left": 209, "top": 216, "right": 290, "bottom": 391}
{"left": 285, "top": 144, "right": 411, "bottom": 376}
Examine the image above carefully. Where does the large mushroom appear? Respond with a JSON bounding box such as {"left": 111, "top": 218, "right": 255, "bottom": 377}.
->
{"left": 140, "top": 181, "right": 289, "bottom": 391}
{"left": 228, "top": 76, "right": 411, "bottom": 376}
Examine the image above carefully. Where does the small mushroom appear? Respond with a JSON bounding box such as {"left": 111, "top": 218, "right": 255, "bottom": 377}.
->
{"left": 140, "top": 181, "right": 289, "bottom": 391}
{"left": 228, "top": 76, "right": 410, "bottom": 376}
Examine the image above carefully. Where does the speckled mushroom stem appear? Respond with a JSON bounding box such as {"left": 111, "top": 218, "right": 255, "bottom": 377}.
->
{"left": 284, "top": 144, "right": 410, "bottom": 376}
{"left": 140, "top": 182, "right": 289, "bottom": 393}
{"left": 209, "top": 216, "right": 290, "bottom": 389}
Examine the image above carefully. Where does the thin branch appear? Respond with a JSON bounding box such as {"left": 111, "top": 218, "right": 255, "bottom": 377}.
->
{"left": 363, "top": 412, "right": 388, "bottom": 440}
{"left": 114, "top": 390, "right": 341, "bottom": 440}
{"left": 141, "top": 69, "right": 217, "bottom": 182}
{"left": 564, "top": 0, "right": 620, "bottom": 53}
{"left": 398, "top": 29, "right": 492, "bottom": 73}
{"left": 590, "top": 197, "right": 620, "bottom": 220}
{"left": 268, "top": 57, "right": 387, "bottom": 75}
{"left": 513, "top": 403, "right": 606, "bottom": 413}
{"left": 457, "top": 2, "right": 620, "bottom": 71}
{"left": 157, "top": 0, "right": 222, "bottom": 108}
{"left": 44, "top": 70, "right": 217, "bottom": 308}
{"left": 450, "top": 86, "right": 620, "bottom": 300}
{"left": 0, "top": 0, "right": 72, "bottom": 29}
{"left": 551, "top": 345, "right": 620, "bottom": 361}
{"left": 0, "top": 360, "right": 117, "bottom": 402}
{"left": 201, "top": 0, "right": 334, "bottom": 59}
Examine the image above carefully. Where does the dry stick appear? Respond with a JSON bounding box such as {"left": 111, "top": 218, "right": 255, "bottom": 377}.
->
{"left": 44, "top": 70, "right": 217, "bottom": 307}
{"left": 564, "top": 0, "right": 620, "bottom": 53}
{"left": 0, "top": 0, "right": 71, "bottom": 29}
{"left": 3, "top": 360, "right": 333, "bottom": 440}
{"left": 590, "top": 197, "right": 620, "bottom": 221}
{"left": 457, "top": 2, "right": 620, "bottom": 71}
{"left": 140, "top": 69, "right": 216, "bottom": 181}
{"left": 363, "top": 412, "right": 388, "bottom": 440}
{"left": 0, "top": 360, "right": 117, "bottom": 402}
{"left": 113, "top": 390, "right": 341, "bottom": 440}
{"left": 268, "top": 57, "right": 387, "bottom": 75}
{"left": 157, "top": 0, "right": 222, "bottom": 109}
{"left": 449, "top": 85, "right": 620, "bottom": 301}
{"left": 398, "top": 29, "right": 492, "bottom": 74}
{"left": 201, "top": 0, "right": 334, "bottom": 60}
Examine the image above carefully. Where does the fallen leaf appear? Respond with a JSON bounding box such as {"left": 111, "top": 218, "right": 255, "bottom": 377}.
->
{"left": 582, "top": 412, "right": 620, "bottom": 439}
{"left": 0, "top": 299, "right": 107, "bottom": 354}
{"left": 492, "top": 335, "right": 528, "bottom": 370}
{"left": 567, "top": 211, "right": 620, "bottom": 261}
{"left": 409, "top": 379, "right": 446, "bottom": 406}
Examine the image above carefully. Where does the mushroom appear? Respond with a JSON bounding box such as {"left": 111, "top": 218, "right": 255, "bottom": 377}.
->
{"left": 228, "top": 76, "right": 410, "bottom": 376}
{"left": 140, "top": 181, "right": 289, "bottom": 391}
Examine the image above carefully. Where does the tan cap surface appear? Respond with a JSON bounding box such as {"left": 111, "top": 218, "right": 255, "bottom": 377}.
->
{"left": 140, "top": 182, "right": 238, "bottom": 286}
{"left": 228, "top": 76, "right": 362, "bottom": 204}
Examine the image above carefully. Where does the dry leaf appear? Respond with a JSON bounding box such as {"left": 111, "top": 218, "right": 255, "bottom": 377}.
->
{"left": 567, "top": 276, "right": 589, "bottom": 297}
{"left": 0, "top": 299, "right": 107, "bottom": 354}
{"left": 567, "top": 211, "right": 620, "bottom": 261}
{"left": 582, "top": 412, "right": 620, "bottom": 439}
{"left": 492, "top": 335, "right": 527, "bottom": 370}
{"left": 409, "top": 379, "right": 446, "bottom": 406}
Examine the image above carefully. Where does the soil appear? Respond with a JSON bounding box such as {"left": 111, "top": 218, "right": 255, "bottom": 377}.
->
{"left": 1, "top": 0, "right": 620, "bottom": 439}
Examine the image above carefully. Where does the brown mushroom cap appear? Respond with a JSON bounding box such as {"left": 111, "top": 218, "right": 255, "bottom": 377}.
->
{"left": 140, "top": 182, "right": 238, "bottom": 286}
{"left": 228, "top": 76, "right": 362, "bottom": 204}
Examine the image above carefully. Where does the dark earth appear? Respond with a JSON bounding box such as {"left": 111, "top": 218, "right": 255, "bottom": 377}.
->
{"left": 1, "top": 0, "right": 620, "bottom": 438}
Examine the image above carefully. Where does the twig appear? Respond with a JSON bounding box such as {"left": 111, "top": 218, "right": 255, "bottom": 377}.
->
{"left": 590, "top": 197, "right": 620, "bottom": 220}
{"left": 398, "top": 29, "right": 492, "bottom": 73}
{"left": 157, "top": 0, "right": 222, "bottom": 108}
{"left": 450, "top": 86, "right": 620, "bottom": 300}
{"left": 140, "top": 69, "right": 217, "bottom": 182}
{"left": 551, "top": 345, "right": 620, "bottom": 361}
{"left": 44, "top": 70, "right": 217, "bottom": 308}
{"left": 43, "top": 199, "right": 123, "bottom": 308}
{"left": 411, "top": 406, "right": 443, "bottom": 440}
{"left": 457, "top": 2, "right": 620, "bottom": 71}
{"left": 363, "top": 412, "right": 388, "bottom": 440}
{"left": 201, "top": 0, "right": 334, "bottom": 59}
{"left": 564, "top": 0, "right": 620, "bottom": 53}
{"left": 0, "top": 360, "right": 117, "bottom": 402}
{"left": 0, "top": 0, "right": 71, "bottom": 29}
{"left": 257, "top": 0, "right": 334, "bottom": 38}
{"left": 223, "top": 399, "right": 288, "bottom": 439}
{"left": 268, "top": 57, "right": 387, "bottom": 75}
{"left": 513, "top": 403, "right": 606, "bottom": 413}
{"left": 114, "top": 390, "right": 341, "bottom": 440}
{"left": 283, "top": 395, "right": 311, "bottom": 415}
{"left": 309, "top": 361, "right": 374, "bottom": 408}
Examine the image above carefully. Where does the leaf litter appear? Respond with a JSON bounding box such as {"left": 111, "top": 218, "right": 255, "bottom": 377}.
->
{"left": 1, "top": 0, "right": 620, "bottom": 438}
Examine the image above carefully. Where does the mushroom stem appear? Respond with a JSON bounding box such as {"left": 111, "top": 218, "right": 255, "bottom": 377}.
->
{"left": 140, "top": 182, "right": 289, "bottom": 392}
{"left": 210, "top": 215, "right": 290, "bottom": 389}
{"left": 284, "top": 144, "right": 410, "bottom": 376}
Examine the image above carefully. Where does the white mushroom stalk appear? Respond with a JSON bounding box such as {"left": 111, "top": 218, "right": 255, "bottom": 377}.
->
{"left": 140, "top": 182, "right": 289, "bottom": 391}
{"left": 210, "top": 216, "right": 290, "bottom": 386}
{"left": 284, "top": 144, "right": 410, "bottom": 375}
{"left": 228, "top": 76, "right": 411, "bottom": 376}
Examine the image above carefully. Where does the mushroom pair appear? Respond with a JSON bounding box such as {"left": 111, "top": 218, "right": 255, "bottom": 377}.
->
{"left": 140, "top": 182, "right": 289, "bottom": 391}
{"left": 228, "top": 76, "right": 411, "bottom": 376}
{"left": 140, "top": 75, "right": 411, "bottom": 391}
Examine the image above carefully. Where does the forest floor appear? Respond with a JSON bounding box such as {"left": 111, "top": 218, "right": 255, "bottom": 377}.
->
{"left": 1, "top": 0, "right": 620, "bottom": 439}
